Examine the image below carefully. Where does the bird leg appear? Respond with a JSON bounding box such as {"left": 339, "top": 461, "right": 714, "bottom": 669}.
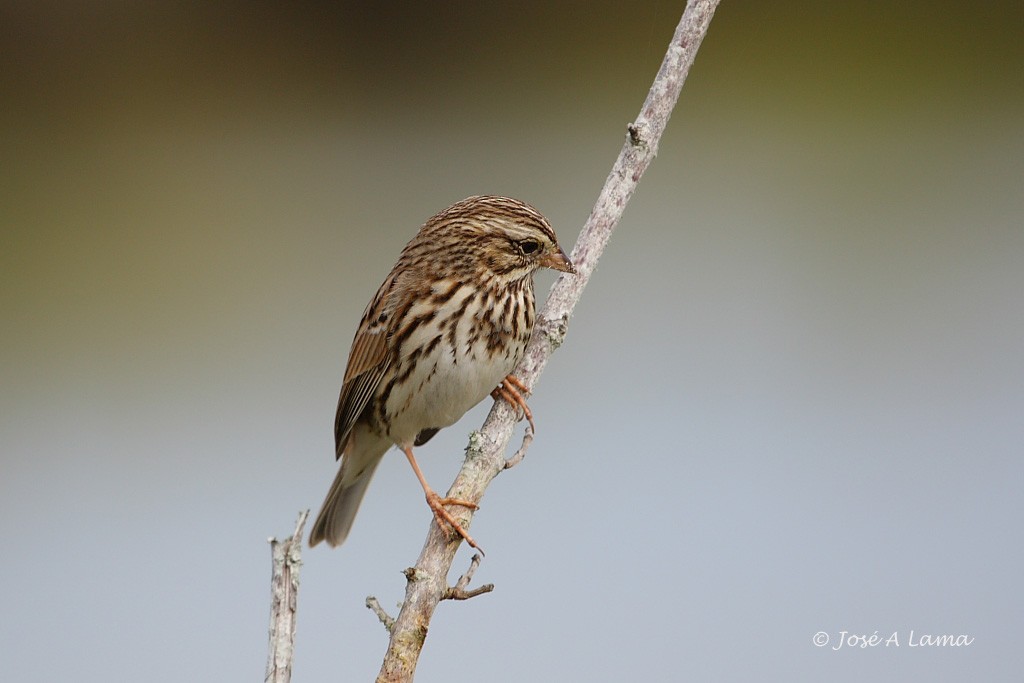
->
{"left": 402, "top": 446, "right": 482, "bottom": 553}
{"left": 491, "top": 374, "right": 535, "bottom": 433}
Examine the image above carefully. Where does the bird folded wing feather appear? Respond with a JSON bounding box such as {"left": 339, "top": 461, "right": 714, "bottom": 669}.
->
{"left": 333, "top": 326, "right": 391, "bottom": 459}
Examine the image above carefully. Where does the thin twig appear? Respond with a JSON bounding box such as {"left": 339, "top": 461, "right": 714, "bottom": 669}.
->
{"left": 503, "top": 430, "right": 534, "bottom": 470}
{"left": 265, "top": 510, "right": 309, "bottom": 683}
{"left": 445, "top": 583, "right": 494, "bottom": 601}
{"left": 375, "top": 3, "right": 721, "bottom": 681}
{"left": 366, "top": 596, "right": 397, "bottom": 632}
{"left": 444, "top": 553, "right": 494, "bottom": 601}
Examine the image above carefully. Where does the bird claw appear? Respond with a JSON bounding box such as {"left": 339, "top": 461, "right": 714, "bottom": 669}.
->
{"left": 491, "top": 374, "right": 535, "bottom": 433}
{"left": 426, "top": 491, "right": 483, "bottom": 553}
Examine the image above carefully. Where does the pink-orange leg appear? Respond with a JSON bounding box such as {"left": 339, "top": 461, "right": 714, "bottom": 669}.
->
{"left": 402, "top": 446, "right": 482, "bottom": 553}
{"left": 491, "top": 374, "right": 535, "bottom": 433}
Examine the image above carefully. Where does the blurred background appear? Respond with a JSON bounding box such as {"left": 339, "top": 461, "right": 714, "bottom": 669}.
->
{"left": 3, "top": 1, "right": 1022, "bottom": 680}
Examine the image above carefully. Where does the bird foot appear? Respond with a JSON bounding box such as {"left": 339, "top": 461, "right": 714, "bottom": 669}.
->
{"left": 403, "top": 445, "right": 484, "bottom": 553}
{"left": 491, "top": 374, "right": 535, "bottom": 433}
{"left": 426, "top": 490, "right": 483, "bottom": 553}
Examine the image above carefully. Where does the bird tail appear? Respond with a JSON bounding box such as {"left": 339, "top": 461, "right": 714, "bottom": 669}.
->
{"left": 309, "top": 448, "right": 384, "bottom": 548}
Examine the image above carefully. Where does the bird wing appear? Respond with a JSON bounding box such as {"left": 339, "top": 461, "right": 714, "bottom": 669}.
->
{"left": 333, "top": 279, "right": 399, "bottom": 460}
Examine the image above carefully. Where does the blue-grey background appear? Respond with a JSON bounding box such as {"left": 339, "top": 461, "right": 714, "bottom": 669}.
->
{"left": 3, "top": 2, "right": 1022, "bottom": 681}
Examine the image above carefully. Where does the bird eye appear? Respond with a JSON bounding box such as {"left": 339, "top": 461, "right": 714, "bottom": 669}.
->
{"left": 518, "top": 240, "right": 540, "bottom": 255}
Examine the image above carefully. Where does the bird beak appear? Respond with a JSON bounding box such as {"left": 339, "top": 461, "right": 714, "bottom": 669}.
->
{"left": 540, "top": 247, "right": 576, "bottom": 274}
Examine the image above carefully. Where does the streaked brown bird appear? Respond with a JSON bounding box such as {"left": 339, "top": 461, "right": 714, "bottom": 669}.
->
{"left": 309, "top": 195, "right": 575, "bottom": 550}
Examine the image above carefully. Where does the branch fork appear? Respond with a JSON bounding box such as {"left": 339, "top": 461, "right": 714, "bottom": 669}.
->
{"left": 443, "top": 554, "right": 494, "bottom": 601}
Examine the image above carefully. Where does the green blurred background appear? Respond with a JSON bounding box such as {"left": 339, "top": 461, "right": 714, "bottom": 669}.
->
{"left": 3, "top": 1, "right": 1022, "bottom": 681}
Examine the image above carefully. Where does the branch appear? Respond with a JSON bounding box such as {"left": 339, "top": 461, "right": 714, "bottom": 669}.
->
{"left": 265, "top": 510, "right": 309, "bottom": 683}
{"left": 366, "top": 596, "right": 396, "bottom": 632}
{"left": 376, "top": 3, "right": 721, "bottom": 681}
{"left": 443, "top": 553, "right": 493, "bottom": 601}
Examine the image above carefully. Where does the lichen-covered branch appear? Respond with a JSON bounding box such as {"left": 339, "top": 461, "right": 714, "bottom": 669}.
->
{"left": 375, "top": 3, "right": 721, "bottom": 681}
